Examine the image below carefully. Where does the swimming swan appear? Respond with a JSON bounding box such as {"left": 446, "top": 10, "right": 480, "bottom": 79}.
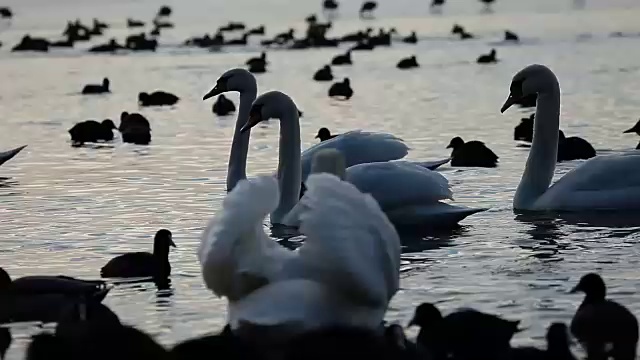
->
{"left": 283, "top": 147, "right": 485, "bottom": 229}
{"left": 202, "top": 69, "right": 415, "bottom": 193}
{"left": 198, "top": 170, "right": 400, "bottom": 336}
{"left": 501, "top": 64, "right": 640, "bottom": 211}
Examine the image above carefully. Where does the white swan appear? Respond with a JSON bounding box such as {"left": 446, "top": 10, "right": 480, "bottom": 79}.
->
{"left": 202, "top": 69, "right": 442, "bottom": 193}
{"left": 501, "top": 64, "right": 640, "bottom": 211}
{"left": 238, "top": 91, "right": 483, "bottom": 228}
{"left": 284, "top": 148, "right": 485, "bottom": 229}
{"left": 198, "top": 166, "right": 400, "bottom": 336}
{"left": 0, "top": 145, "right": 27, "bottom": 167}
{"left": 203, "top": 69, "right": 256, "bottom": 192}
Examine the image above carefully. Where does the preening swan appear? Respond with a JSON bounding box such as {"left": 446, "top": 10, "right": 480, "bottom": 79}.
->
{"left": 0, "top": 145, "right": 27, "bottom": 167}
{"left": 283, "top": 144, "right": 485, "bottom": 229}
{"left": 501, "top": 64, "right": 640, "bottom": 211}
{"left": 198, "top": 170, "right": 400, "bottom": 337}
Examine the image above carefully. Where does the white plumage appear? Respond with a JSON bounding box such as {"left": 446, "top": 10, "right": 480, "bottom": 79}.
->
{"left": 198, "top": 171, "right": 400, "bottom": 335}
{"left": 300, "top": 130, "right": 410, "bottom": 181}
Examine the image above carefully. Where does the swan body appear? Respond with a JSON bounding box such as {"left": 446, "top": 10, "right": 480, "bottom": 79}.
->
{"left": 502, "top": 64, "right": 640, "bottom": 211}
{"left": 198, "top": 171, "right": 400, "bottom": 336}
{"left": 0, "top": 145, "right": 27, "bottom": 167}
{"left": 300, "top": 130, "right": 409, "bottom": 182}
{"left": 285, "top": 150, "right": 484, "bottom": 229}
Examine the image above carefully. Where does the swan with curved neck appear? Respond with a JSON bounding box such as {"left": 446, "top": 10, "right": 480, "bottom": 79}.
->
{"left": 203, "top": 69, "right": 257, "bottom": 192}
{"left": 502, "top": 64, "right": 640, "bottom": 211}
{"left": 241, "top": 91, "right": 302, "bottom": 225}
{"left": 244, "top": 92, "right": 484, "bottom": 229}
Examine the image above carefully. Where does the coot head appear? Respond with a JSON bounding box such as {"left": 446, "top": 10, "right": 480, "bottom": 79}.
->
{"left": 102, "top": 78, "right": 110, "bottom": 89}
{"left": 570, "top": 273, "right": 606, "bottom": 301}
{"left": 315, "top": 127, "right": 331, "bottom": 140}
{"left": 558, "top": 130, "right": 566, "bottom": 140}
{"left": 343, "top": 77, "right": 350, "bottom": 86}
{"left": 138, "top": 92, "right": 150, "bottom": 103}
{"left": 408, "top": 302, "right": 443, "bottom": 327}
{"left": 446, "top": 136, "right": 465, "bottom": 150}
{"left": 0, "top": 267, "right": 11, "bottom": 289}
{"left": 154, "top": 229, "right": 175, "bottom": 252}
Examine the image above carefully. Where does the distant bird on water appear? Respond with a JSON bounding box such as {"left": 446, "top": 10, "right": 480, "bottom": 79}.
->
{"left": 477, "top": 49, "right": 498, "bottom": 64}
{"left": 313, "top": 65, "right": 334, "bottom": 81}
{"left": 138, "top": 91, "right": 179, "bottom": 107}
{"left": 447, "top": 136, "right": 498, "bottom": 168}
{"left": 100, "top": 229, "right": 175, "bottom": 279}
{"left": 397, "top": 56, "right": 419, "bottom": 69}
{"left": 315, "top": 127, "right": 339, "bottom": 141}
{"left": 359, "top": 1, "right": 377, "bottom": 18}
{"left": 81, "top": 78, "right": 110, "bottom": 95}
{"left": 0, "top": 7, "right": 12, "bottom": 19}
{"left": 328, "top": 78, "right": 353, "bottom": 100}
{"left": 68, "top": 120, "right": 116, "bottom": 146}
{"left": 212, "top": 94, "right": 236, "bottom": 116}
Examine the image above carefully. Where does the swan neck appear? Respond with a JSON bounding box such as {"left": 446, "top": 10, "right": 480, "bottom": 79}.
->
{"left": 272, "top": 107, "right": 301, "bottom": 225}
{"left": 227, "top": 89, "right": 257, "bottom": 192}
{"left": 514, "top": 85, "right": 560, "bottom": 210}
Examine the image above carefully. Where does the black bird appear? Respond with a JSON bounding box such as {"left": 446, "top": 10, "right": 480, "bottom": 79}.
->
{"left": 315, "top": 127, "right": 339, "bottom": 141}
{"left": 119, "top": 112, "right": 151, "bottom": 145}
{"left": 328, "top": 78, "right": 353, "bottom": 100}
{"left": 125, "top": 33, "right": 158, "bottom": 51}
{"left": 0, "top": 267, "right": 110, "bottom": 324}
{"left": 397, "top": 56, "right": 419, "bottom": 69}
{"left": 323, "top": 0, "right": 339, "bottom": 10}
{"left": 409, "top": 302, "right": 520, "bottom": 360}
{"left": 68, "top": 119, "right": 117, "bottom": 146}
{"left": 623, "top": 118, "right": 640, "bottom": 149}
{"left": 514, "top": 114, "right": 534, "bottom": 142}
{"left": 360, "top": 1, "right": 378, "bottom": 18}
{"left": 570, "top": 273, "right": 639, "bottom": 360}
{"left": 402, "top": 31, "right": 418, "bottom": 44}
{"left": 225, "top": 33, "right": 248, "bottom": 46}
{"left": 0, "top": 7, "right": 12, "bottom": 19}
{"left": 313, "top": 65, "right": 334, "bottom": 81}
{"left": 477, "top": 48, "right": 498, "bottom": 64}
{"left": 510, "top": 322, "right": 577, "bottom": 360}
{"left": 557, "top": 130, "right": 596, "bottom": 162}
{"left": 331, "top": 50, "right": 352, "bottom": 65}
{"left": 138, "top": 91, "right": 179, "bottom": 106}
{"left": 431, "top": 0, "right": 446, "bottom": 7}
{"left": 82, "top": 78, "right": 110, "bottom": 94}
{"left": 11, "top": 35, "right": 49, "bottom": 52}
{"left": 246, "top": 52, "right": 267, "bottom": 68}
{"left": 447, "top": 136, "right": 498, "bottom": 167}
{"left": 100, "top": 229, "right": 176, "bottom": 279}
{"left": 505, "top": 30, "right": 520, "bottom": 42}
{"left": 157, "top": 5, "right": 172, "bottom": 17}
{"left": 127, "top": 18, "right": 145, "bottom": 28}
{"left": 246, "top": 25, "right": 265, "bottom": 35}
{"left": 212, "top": 94, "right": 236, "bottom": 116}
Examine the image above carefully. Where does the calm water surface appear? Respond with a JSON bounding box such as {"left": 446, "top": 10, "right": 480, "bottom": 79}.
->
{"left": 1, "top": 0, "right": 640, "bottom": 358}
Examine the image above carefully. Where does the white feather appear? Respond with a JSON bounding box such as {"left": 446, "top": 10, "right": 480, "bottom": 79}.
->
{"left": 300, "top": 130, "right": 409, "bottom": 181}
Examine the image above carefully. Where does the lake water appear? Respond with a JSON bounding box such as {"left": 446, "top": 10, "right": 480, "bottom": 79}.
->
{"left": 1, "top": 0, "right": 640, "bottom": 358}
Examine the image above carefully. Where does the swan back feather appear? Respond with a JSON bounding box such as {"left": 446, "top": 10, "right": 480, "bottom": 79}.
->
{"left": 198, "top": 176, "right": 293, "bottom": 301}
{"left": 300, "top": 130, "right": 409, "bottom": 181}
{"left": 294, "top": 173, "right": 401, "bottom": 307}
{"left": 346, "top": 161, "right": 453, "bottom": 209}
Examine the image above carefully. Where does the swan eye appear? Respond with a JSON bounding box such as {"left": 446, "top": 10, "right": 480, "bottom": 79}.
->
{"left": 249, "top": 104, "right": 264, "bottom": 120}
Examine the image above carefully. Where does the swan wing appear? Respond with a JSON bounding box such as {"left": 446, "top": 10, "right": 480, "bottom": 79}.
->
{"left": 301, "top": 130, "right": 409, "bottom": 181}
{"left": 293, "top": 173, "right": 401, "bottom": 307}
{"left": 539, "top": 152, "right": 640, "bottom": 209}
{"left": 346, "top": 161, "right": 453, "bottom": 209}
{"left": 198, "top": 176, "right": 294, "bottom": 301}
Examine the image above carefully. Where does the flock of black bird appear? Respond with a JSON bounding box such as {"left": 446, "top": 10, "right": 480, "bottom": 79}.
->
{"left": 1, "top": 264, "right": 637, "bottom": 360}
{"left": 2, "top": 1, "right": 640, "bottom": 360}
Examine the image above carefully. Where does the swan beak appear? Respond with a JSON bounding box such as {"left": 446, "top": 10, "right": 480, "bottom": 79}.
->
{"left": 445, "top": 144, "right": 453, "bottom": 149}
{"left": 623, "top": 127, "right": 636, "bottom": 134}
{"left": 169, "top": 235, "right": 176, "bottom": 248}
{"left": 203, "top": 86, "right": 222, "bottom": 100}
{"left": 500, "top": 95, "right": 519, "bottom": 113}
{"left": 240, "top": 112, "right": 261, "bottom": 133}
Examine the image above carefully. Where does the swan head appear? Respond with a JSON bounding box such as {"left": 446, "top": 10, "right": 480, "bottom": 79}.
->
{"left": 203, "top": 68, "right": 256, "bottom": 100}
{"left": 501, "top": 64, "right": 558, "bottom": 113}
{"left": 240, "top": 91, "right": 298, "bottom": 133}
